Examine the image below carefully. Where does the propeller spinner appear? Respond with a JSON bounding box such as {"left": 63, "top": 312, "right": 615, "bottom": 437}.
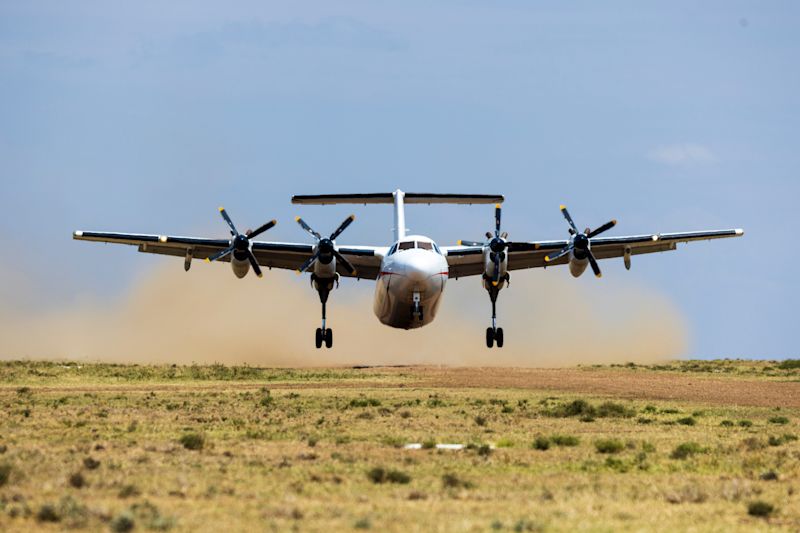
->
{"left": 294, "top": 215, "right": 358, "bottom": 276}
{"left": 544, "top": 205, "right": 616, "bottom": 278}
{"left": 204, "top": 207, "right": 276, "bottom": 278}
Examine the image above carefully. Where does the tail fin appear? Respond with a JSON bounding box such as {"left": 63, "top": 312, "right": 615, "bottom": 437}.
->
{"left": 292, "top": 190, "right": 504, "bottom": 241}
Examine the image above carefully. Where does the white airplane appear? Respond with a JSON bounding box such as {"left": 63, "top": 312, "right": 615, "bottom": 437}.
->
{"left": 74, "top": 189, "right": 743, "bottom": 349}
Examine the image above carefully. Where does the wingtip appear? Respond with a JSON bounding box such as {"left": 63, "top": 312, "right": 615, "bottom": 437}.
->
{"left": 735, "top": 228, "right": 745, "bottom": 236}
{"left": 73, "top": 230, "right": 83, "bottom": 238}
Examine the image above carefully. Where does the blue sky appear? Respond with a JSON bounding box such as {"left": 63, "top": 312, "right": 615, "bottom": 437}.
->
{"left": 0, "top": 1, "right": 797, "bottom": 359}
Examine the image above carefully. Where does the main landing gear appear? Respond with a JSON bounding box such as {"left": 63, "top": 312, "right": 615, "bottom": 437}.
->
{"left": 484, "top": 276, "right": 508, "bottom": 348}
{"left": 312, "top": 274, "right": 336, "bottom": 349}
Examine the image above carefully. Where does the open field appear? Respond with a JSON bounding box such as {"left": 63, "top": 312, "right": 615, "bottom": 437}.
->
{"left": 1, "top": 360, "right": 799, "bottom": 532}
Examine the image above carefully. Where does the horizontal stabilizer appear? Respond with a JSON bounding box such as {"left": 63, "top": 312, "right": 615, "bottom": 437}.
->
{"left": 292, "top": 192, "right": 503, "bottom": 205}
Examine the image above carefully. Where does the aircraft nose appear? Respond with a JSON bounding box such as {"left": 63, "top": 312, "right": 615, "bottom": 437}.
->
{"left": 399, "top": 250, "right": 440, "bottom": 282}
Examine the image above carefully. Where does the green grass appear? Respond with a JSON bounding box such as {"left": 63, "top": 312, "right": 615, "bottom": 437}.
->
{"left": 0, "top": 361, "right": 797, "bottom": 532}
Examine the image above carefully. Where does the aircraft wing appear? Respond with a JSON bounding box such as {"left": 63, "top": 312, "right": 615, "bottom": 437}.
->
{"left": 443, "top": 228, "right": 744, "bottom": 279}
{"left": 72, "top": 231, "right": 384, "bottom": 280}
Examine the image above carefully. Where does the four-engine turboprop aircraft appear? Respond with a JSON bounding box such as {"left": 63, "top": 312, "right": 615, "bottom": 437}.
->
{"left": 74, "top": 189, "right": 743, "bottom": 349}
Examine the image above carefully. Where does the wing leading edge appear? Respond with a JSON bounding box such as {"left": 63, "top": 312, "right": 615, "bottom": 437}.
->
{"left": 444, "top": 228, "right": 744, "bottom": 279}
{"left": 73, "top": 231, "right": 384, "bottom": 280}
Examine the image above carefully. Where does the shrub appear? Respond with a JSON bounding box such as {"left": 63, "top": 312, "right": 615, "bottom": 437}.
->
{"left": 179, "top": 432, "right": 205, "bottom": 451}
{"left": 110, "top": 512, "right": 135, "bottom": 532}
{"left": 37, "top": 504, "right": 61, "bottom": 522}
{"left": 68, "top": 472, "right": 86, "bottom": 489}
{"left": 747, "top": 501, "right": 775, "bottom": 517}
{"left": 720, "top": 420, "right": 735, "bottom": 427}
{"left": 354, "top": 517, "right": 371, "bottom": 529}
{"left": 0, "top": 463, "right": 11, "bottom": 487}
{"left": 422, "top": 439, "right": 436, "bottom": 450}
{"left": 350, "top": 397, "right": 381, "bottom": 408}
{"left": 83, "top": 457, "right": 100, "bottom": 470}
{"left": 474, "top": 415, "right": 487, "bottom": 427}
{"left": 547, "top": 399, "right": 596, "bottom": 418}
{"left": 604, "top": 457, "right": 629, "bottom": 472}
{"left": 477, "top": 444, "right": 492, "bottom": 457}
{"left": 367, "top": 467, "right": 410, "bottom": 484}
{"left": 495, "top": 437, "right": 514, "bottom": 448}
{"left": 596, "top": 401, "right": 636, "bottom": 418}
{"left": 595, "top": 439, "right": 624, "bottom": 454}
{"left": 738, "top": 420, "right": 753, "bottom": 428}
{"left": 677, "top": 417, "right": 696, "bottom": 426}
{"left": 768, "top": 416, "right": 789, "bottom": 425}
{"left": 442, "top": 473, "right": 473, "bottom": 489}
{"left": 637, "top": 417, "right": 654, "bottom": 425}
{"left": 760, "top": 471, "right": 779, "bottom": 481}
{"left": 532, "top": 436, "right": 550, "bottom": 451}
{"left": 551, "top": 435, "right": 579, "bottom": 447}
{"left": 776, "top": 359, "right": 800, "bottom": 370}
{"left": 670, "top": 442, "right": 704, "bottom": 459}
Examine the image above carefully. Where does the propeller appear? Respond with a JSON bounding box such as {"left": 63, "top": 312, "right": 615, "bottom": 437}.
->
{"left": 544, "top": 205, "right": 616, "bottom": 278}
{"left": 294, "top": 215, "right": 357, "bottom": 276}
{"left": 459, "top": 204, "right": 509, "bottom": 287}
{"left": 204, "top": 207, "right": 276, "bottom": 278}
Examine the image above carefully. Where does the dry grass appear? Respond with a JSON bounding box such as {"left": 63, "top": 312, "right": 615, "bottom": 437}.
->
{"left": 0, "top": 360, "right": 798, "bottom": 532}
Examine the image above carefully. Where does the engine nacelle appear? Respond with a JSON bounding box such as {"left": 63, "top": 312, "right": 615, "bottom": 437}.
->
{"left": 314, "top": 255, "right": 337, "bottom": 278}
{"left": 231, "top": 255, "right": 251, "bottom": 278}
{"left": 482, "top": 249, "right": 508, "bottom": 289}
{"left": 569, "top": 253, "right": 588, "bottom": 278}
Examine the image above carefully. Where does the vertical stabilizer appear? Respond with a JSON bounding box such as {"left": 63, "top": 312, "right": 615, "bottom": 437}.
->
{"left": 393, "top": 189, "right": 406, "bottom": 241}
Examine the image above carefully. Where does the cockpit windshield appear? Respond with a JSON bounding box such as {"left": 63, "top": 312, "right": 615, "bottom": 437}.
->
{"left": 387, "top": 240, "right": 441, "bottom": 256}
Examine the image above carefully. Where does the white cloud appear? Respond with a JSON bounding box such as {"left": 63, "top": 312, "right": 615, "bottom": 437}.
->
{"left": 648, "top": 143, "right": 716, "bottom": 165}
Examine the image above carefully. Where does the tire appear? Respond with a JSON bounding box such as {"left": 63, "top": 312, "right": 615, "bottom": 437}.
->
{"left": 325, "top": 328, "right": 333, "bottom": 348}
{"left": 315, "top": 328, "right": 323, "bottom": 349}
{"left": 485, "top": 327, "right": 494, "bottom": 348}
{"left": 495, "top": 327, "right": 504, "bottom": 348}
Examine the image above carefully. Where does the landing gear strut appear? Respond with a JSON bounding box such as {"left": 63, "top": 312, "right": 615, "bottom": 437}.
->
{"left": 410, "top": 291, "right": 424, "bottom": 322}
{"left": 312, "top": 274, "right": 336, "bottom": 349}
{"left": 484, "top": 276, "right": 508, "bottom": 348}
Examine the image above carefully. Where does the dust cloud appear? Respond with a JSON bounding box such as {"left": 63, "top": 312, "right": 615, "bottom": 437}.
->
{"left": 0, "top": 262, "right": 687, "bottom": 367}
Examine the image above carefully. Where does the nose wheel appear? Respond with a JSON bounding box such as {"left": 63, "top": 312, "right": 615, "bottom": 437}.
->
{"left": 315, "top": 327, "right": 332, "bottom": 349}
{"left": 486, "top": 327, "right": 504, "bottom": 348}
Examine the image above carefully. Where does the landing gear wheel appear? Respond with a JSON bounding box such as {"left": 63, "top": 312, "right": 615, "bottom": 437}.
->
{"left": 315, "top": 328, "right": 323, "bottom": 349}
{"left": 495, "top": 327, "right": 504, "bottom": 348}
{"left": 324, "top": 328, "right": 333, "bottom": 348}
{"left": 486, "top": 327, "right": 495, "bottom": 348}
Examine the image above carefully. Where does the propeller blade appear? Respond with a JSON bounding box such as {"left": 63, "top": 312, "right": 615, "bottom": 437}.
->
{"left": 247, "top": 219, "right": 277, "bottom": 239}
{"left": 329, "top": 214, "right": 355, "bottom": 241}
{"left": 296, "top": 251, "right": 320, "bottom": 274}
{"left": 587, "top": 219, "right": 617, "bottom": 239}
{"left": 495, "top": 204, "right": 502, "bottom": 236}
{"left": 560, "top": 205, "right": 578, "bottom": 234}
{"left": 205, "top": 246, "right": 233, "bottom": 263}
{"left": 457, "top": 240, "right": 484, "bottom": 247}
{"left": 543, "top": 245, "right": 572, "bottom": 264}
{"left": 333, "top": 250, "right": 357, "bottom": 275}
{"left": 492, "top": 253, "right": 501, "bottom": 286}
{"left": 246, "top": 250, "right": 263, "bottom": 278}
{"left": 486, "top": 231, "right": 494, "bottom": 240}
{"left": 219, "top": 207, "right": 239, "bottom": 236}
{"left": 587, "top": 251, "right": 602, "bottom": 278}
{"left": 295, "top": 217, "right": 322, "bottom": 240}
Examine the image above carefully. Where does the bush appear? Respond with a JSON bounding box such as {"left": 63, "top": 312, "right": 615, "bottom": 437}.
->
{"left": 442, "top": 473, "right": 473, "bottom": 489}
{"left": 768, "top": 416, "right": 789, "bottom": 425}
{"left": 747, "top": 501, "right": 775, "bottom": 517}
{"left": 474, "top": 415, "right": 487, "bottom": 427}
{"left": 179, "top": 432, "right": 205, "bottom": 451}
{"left": 0, "top": 463, "right": 11, "bottom": 487}
{"left": 670, "top": 442, "right": 704, "bottom": 459}
{"left": 495, "top": 437, "right": 514, "bottom": 448}
{"left": 110, "top": 512, "right": 135, "bottom": 532}
{"left": 350, "top": 398, "right": 381, "bottom": 408}
{"left": 738, "top": 420, "right": 753, "bottom": 428}
{"left": 551, "top": 435, "right": 580, "bottom": 447}
{"left": 677, "top": 417, "right": 696, "bottom": 426}
{"left": 68, "top": 472, "right": 86, "bottom": 489}
{"left": 776, "top": 359, "right": 800, "bottom": 370}
{"left": 477, "top": 444, "right": 492, "bottom": 457}
{"left": 720, "top": 420, "right": 735, "bottom": 427}
{"left": 422, "top": 439, "right": 436, "bottom": 450}
{"left": 532, "top": 436, "right": 550, "bottom": 451}
{"left": 594, "top": 439, "right": 624, "bottom": 454}
{"left": 367, "top": 467, "right": 410, "bottom": 484}
{"left": 596, "top": 401, "right": 636, "bottom": 418}
{"left": 547, "top": 399, "right": 596, "bottom": 418}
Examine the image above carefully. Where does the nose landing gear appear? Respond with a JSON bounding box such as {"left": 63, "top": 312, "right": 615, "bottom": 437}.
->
{"left": 312, "top": 274, "right": 337, "bottom": 349}
{"left": 410, "top": 291, "right": 424, "bottom": 322}
{"left": 484, "top": 274, "right": 509, "bottom": 348}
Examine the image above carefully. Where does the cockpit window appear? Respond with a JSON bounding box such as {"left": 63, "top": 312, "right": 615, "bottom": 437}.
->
{"left": 387, "top": 244, "right": 398, "bottom": 256}
{"left": 398, "top": 241, "right": 415, "bottom": 251}
{"left": 417, "top": 241, "right": 433, "bottom": 250}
